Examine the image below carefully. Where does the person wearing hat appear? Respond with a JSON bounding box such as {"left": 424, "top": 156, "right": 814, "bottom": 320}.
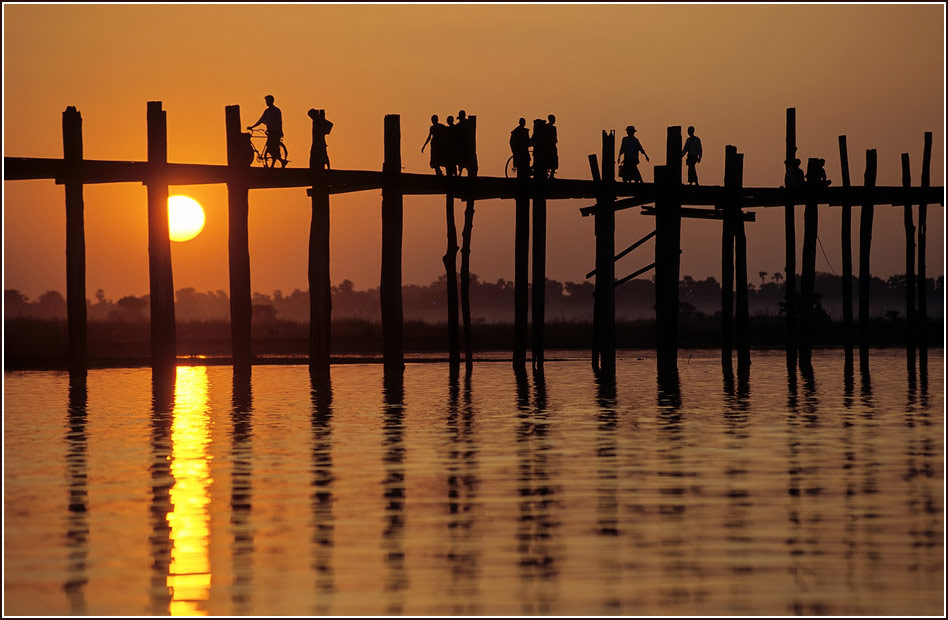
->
{"left": 618, "top": 125, "right": 649, "bottom": 183}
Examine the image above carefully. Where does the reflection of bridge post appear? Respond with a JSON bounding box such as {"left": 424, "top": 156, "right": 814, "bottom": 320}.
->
{"left": 310, "top": 375, "right": 335, "bottom": 614}
{"left": 148, "top": 373, "right": 175, "bottom": 614}
{"left": 63, "top": 374, "right": 89, "bottom": 612}
{"left": 62, "top": 107, "right": 87, "bottom": 376}
{"left": 381, "top": 115, "right": 404, "bottom": 376}
{"left": 230, "top": 376, "right": 254, "bottom": 613}
{"left": 226, "top": 105, "right": 253, "bottom": 378}
{"left": 146, "top": 101, "right": 176, "bottom": 375}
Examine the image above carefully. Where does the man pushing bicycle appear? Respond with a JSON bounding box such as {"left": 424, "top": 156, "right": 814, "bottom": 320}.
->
{"left": 248, "top": 95, "right": 287, "bottom": 168}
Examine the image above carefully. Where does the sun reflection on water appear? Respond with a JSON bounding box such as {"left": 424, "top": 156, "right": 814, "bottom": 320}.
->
{"left": 167, "top": 366, "right": 212, "bottom": 616}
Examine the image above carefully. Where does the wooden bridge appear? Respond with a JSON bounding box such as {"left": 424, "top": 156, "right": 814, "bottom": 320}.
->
{"left": 4, "top": 103, "right": 943, "bottom": 382}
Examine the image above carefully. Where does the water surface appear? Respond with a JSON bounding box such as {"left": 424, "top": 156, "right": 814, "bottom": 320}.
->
{"left": 4, "top": 350, "right": 943, "bottom": 615}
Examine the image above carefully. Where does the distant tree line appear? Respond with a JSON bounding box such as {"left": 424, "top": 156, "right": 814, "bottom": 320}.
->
{"left": 5, "top": 272, "right": 943, "bottom": 325}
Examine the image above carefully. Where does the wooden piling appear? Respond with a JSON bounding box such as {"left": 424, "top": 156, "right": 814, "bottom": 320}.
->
{"left": 721, "top": 146, "right": 736, "bottom": 372}
{"left": 308, "top": 169, "right": 331, "bottom": 375}
{"left": 590, "top": 153, "right": 602, "bottom": 372}
{"left": 858, "top": 149, "right": 877, "bottom": 373}
{"left": 460, "top": 116, "right": 477, "bottom": 369}
{"left": 655, "top": 126, "right": 682, "bottom": 380}
{"left": 799, "top": 158, "right": 820, "bottom": 372}
{"left": 901, "top": 153, "right": 916, "bottom": 376}
{"left": 917, "top": 132, "right": 931, "bottom": 364}
{"left": 838, "top": 135, "right": 854, "bottom": 371}
{"left": 784, "top": 107, "right": 798, "bottom": 370}
{"left": 443, "top": 190, "right": 460, "bottom": 369}
{"left": 225, "top": 105, "right": 252, "bottom": 377}
{"left": 513, "top": 147, "right": 530, "bottom": 371}
{"left": 381, "top": 114, "right": 404, "bottom": 375}
{"left": 62, "top": 107, "right": 87, "bottom": 376}
{"left": 146, "top": 101, "right": 176, "bottom": 374}
{"left": 595, "top": 131, "right": 616, "bottom": 375}
{"left": 732, "top": 150, "right": 750, "bottom": 373}
{"left": 531, "top": 171, "right": 547, "bottom": 370}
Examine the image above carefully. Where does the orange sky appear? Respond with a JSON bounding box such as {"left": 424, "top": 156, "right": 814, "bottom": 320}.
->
{"left": 3, "top": 4, "right": 944, "bottom": 300}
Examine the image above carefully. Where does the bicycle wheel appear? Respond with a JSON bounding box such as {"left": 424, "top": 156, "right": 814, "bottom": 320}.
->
{"left": 505, "top": 155, "right": 515, "bottom": 179}
{"left": 263, "top": 150, "right": 275, "bottom": 168}
{"left": 279, "top": 143, "right": 288, "bottom": 167}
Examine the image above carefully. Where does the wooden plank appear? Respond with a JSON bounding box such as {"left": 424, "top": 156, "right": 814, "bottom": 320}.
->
{"left": 640, "top": 206, "right": 755, "bottom": 222}
{"left": 381, "top": 114, "right": 404, "bottom": 375}
{"left": 585, "top": 229, "right": 655, "bottom": 279}
{"left": 532, "top": 169, "right": 547, "bottom": 370}
{"left": 784, "top": 107, "right": 798, "bottom": 371}
{"left": 799, "top": 157, "right": 820, "bottom": 372}
{"left": 460, "top": 115, "right": 477, "bottom": 369}
{"left": 918, "top": 132, "right": 932, "bottom": 365}
{"left": 146, "top": 101, "right": 176, "bottom": 375}
{"left": 443, "top": 190, "right": 460, "bottom": 369}
{"left": 859, "top": 149, "right": 877, "bottom": 374}
{"left": 62, "top": 107, "right": 87, "bottom": 376}
{"left": 225, "top": 104, "right": 252, "bottom": 377}
{"left": 721, "top": 146, "right": 736, "bottom": 372}
{"left": 839, "top": 135, "right": 854, "bottom": 371}
{"left": 589, "top": 153, "right": 602, "bottom": 372}
{"left": 308, "top": 175, "right": 331, "bottom": 376}
{"left": 901, "top": 152, "right": 916, "bottom": 377}
{"left": 655, "top": 126, "right": 682, "bottom": 381}
{"left": 734, "top": 150, "right": 750, "bottom": 374}
{"left": 598, "top": 130, "right": 616, "bottom": 375}
{"left": 615, "top": 260, "right": 660, "bottom": 287}
{"left": 513, "top": 146, "right": 530, "bottom": 371}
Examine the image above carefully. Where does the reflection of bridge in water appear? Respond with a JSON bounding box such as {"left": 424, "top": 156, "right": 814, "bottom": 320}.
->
{"left": 4, "top": 104, "right": 943, "bottom": 384}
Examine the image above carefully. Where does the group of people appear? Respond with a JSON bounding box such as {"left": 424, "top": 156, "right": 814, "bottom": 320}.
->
{"left": 508, "top": 115, "right": 559, "bottom": 179}
{"left": 247, "top": 95, "right": 333, "bottom": 170}
{"left": 422, "top": 111, "right": 478, "bottom": 176}
{"left": 785, "top": 157, "right": 831, "bottom": 189}
{"left": 617, "top": 125, "right": 703, "bottom": 185}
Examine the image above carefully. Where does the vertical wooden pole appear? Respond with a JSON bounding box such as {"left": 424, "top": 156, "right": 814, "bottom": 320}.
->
{"left": 799, "top": 158, "right": 820, "bottom": 372}
{"left": 917, "top": 132, "right": 931, "bottom": 365}
{"left": 147, "top": 101, "right": 176, "bottom": 374}
{"left": 531, "top": 168, "right": 547, "bottom": 370}
{"left": 62, "top": 107, "right": 87, "bottom": 376}
{"left": 721, "top": 146, "right": 736, "bottom": 372}
{"left": 225, "top": 105, "right": 252, "bottom": 377}
{"left": 590, "top": 153, "right": 602, "bottom": 372}
{"left": 381, "top": 114, "right": 404, "bottom": 375}
{"left": 443, "top": 192, "right": 460, "bottom": 369}
{"left": 784, "top": 108, "right": 798, "bottom": 371}
{"left": 838, "top": 135, "right": 854, "bottom": 371}
{"left": 901, "top": 153, "right": 916, "bottom": 377}
{"left": 513, "top": 149, "right": 530, "bottom": 371}
{"left": 655, "top": 126, "right": 682, "bottom": 381}
{"left": 733, "top": 151, "right": 750, "bottom": 374}
{"left": 460, "top": 115, "right": 477, "bottom": 369}
{"left": 308, "top": 173, "right": 331, "bottom": 376}
{"left": 858, "top": 149, "right": 877, "bottom": 374}
{"left": 599, "top": 131, "right": 616, "bottom": 375}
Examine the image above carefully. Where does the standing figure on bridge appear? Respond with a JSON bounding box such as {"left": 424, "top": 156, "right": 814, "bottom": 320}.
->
{"left": 248, "top": 95, "right": 287, "bottom": 168}
{"left": 531, "top": 118, "right": 550, "bottom": 178}
{"left": 444, "top": 115, "right": 460, "bottom": 177}
{"left": 422, "top": 114, "right": 447, "bottom": 176}
{"left": 618, "top": 125, "right": 649, "bottom": 183}
{"left": 547, "top": 114, "right": 559, "bottom": 178}
{"left": 308, "top": 108, "right": 333, "bottom": 171}
{"left": 510, "top": 118, "right": 531, "bottom": 177}
{"left": 681, "top": 125, "right": 702, "bottom": 185}
{"left": 456, "top": 110, "right": 478, "bottom": 177}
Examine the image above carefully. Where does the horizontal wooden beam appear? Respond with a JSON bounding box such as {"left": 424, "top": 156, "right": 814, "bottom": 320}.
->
{"left": 5, "top": 155, "right": 944, "bottom": 207}
{"left": 641, "top": 206, "right": 757, "bottom": 222}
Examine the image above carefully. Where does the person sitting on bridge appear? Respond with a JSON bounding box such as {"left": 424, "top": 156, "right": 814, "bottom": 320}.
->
{"left": 456, "top": 110, "right": 478, "bottom": 177}
{"left": 808, "top": 158, "right": 831, "bottom": 187}
{"left": 422, "top": 114, "right": 447, "bottom": 176}
{"left": 681, "top": 125, "right": 702, "bottom": 185}
{"left": 618, "top": 125, "right": 649, "bottom": 183}
{"left": 785, "top": 158, "right": 805, "bottom": 188}
{"left": 509, "top": 118, "right": 531, "bottom": 176}
{"left": 308, "top": 108, "right": 333, "bottom": 171}
{"left": 248, "top": 95, "right": 287, "bottom": 168}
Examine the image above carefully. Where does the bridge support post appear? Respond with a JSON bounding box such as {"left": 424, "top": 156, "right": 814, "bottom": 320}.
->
{"left": 784, "top": 107, "right": 798, "bottom": 372}
{"left": 733, "top": 151, "right": 750, "bottom": 375}
{"left": 655, "top": 126, "right": 682, "bottom": 383}
{"left": 460, "top": 115, "right": 477, "bottom": 371}
{"left": 63, "top": 107, "right": 87, "bottom": 376}
{"left": 838, "top": 135, "right": 854, "bottom": 372}
{"left": 225, "top": 105, "right": 252, "bottom": 378}
{"left": 901, "top": 153, "right": 916, "bottom": 379}
{"left": 858, "top": 149, "right": 877, "bottom": 375}
{"left": 308, "top": 173, "right": 331, "bottom": 376}
{"left": 513, "top": 148, "right": 530, "bottom": 371}
{"left": 146, "top": 101, "right": 176, "bottom": 376}
{"left": 918, "top": 132, "right": 932, "bottom": 377}
{"left": 721, "top": 147, "right": 736, "bottom": 373}
{"left": 799, "top": 158, "right": 820, "bottom": 372}
{"left": 443, "top": 190, "right": 460, "bottom": 370}
{"left": 531, "top": 167, "right": 547, "bottom": 371}
{"left": 381, "top": 114, "right": 404, "bottom": 376}
{"left": 593, "top": 130, "right": 616, "bottom": 376}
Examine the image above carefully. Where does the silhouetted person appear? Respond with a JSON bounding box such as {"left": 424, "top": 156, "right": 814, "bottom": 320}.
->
{"left": 682, "top": 125, "right": 702, "bottom": 185}
{"left": 248, "top": 95, "right": 287, "bottom": 168}
{"left": 806, "top": 157, "right": 831, "bottom": 187}
{"left": 510, "top": 118, "right": 531, "bottom": 175}
{"left": 308, "top": 108, "right": 333, "bottom": 170}
{"left": 444, "top": 115, "right": 459, "bottom": 176}
{"left": 547, "top": 114, "right": 559, "bottom": 178}
{"left": 456, "top": 110, "right": 478, "bottom": 176}
{"left": 618, "top": 125, "right": 649, "bottom": 183}
{"left": 785, "top": 158, "right": 805, "bottom": 188}
{"left": 421, "top": 114, "right": 446, "bottom": 176}
{"left": 531, "top": 118, "right": 550, "bottom": 178}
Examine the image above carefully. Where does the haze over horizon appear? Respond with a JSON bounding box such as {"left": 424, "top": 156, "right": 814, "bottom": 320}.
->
{"left": 4, "top": 4, "right": 944, "bottom": 300}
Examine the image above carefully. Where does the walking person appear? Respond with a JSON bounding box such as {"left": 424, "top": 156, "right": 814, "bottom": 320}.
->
{"left": 308, "top": 108, "right": 333, "bottom": 170}
{"left": 248, "top": 95, "right": 287, "bottom": 168}
{"left": 618, "top": 125, "right": 649, "bottom": 183}
{"left": 422, "top": 114, "right": 446, "bottom": 176}
{"left": 682, "top": 125, "right": 702, "bottom": 185}
{"left": 509, "top": 117, "right": 531, "bottom": 176}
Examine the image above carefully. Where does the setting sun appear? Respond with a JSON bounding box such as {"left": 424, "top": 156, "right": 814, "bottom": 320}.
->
{"left": 168, "top": 195, "right": 205, "bottom": 242}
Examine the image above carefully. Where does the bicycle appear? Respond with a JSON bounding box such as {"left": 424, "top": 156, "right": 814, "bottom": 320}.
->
{"left": 505, "top": 146, "right": 533, "bottom": 179}
{"left": 248, "top": 127, "right": 289, "bottom": 168}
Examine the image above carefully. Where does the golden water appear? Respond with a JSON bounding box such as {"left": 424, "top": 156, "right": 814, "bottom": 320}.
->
{"left": 4, "top": 350, "right": 943, "bottom": 615}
